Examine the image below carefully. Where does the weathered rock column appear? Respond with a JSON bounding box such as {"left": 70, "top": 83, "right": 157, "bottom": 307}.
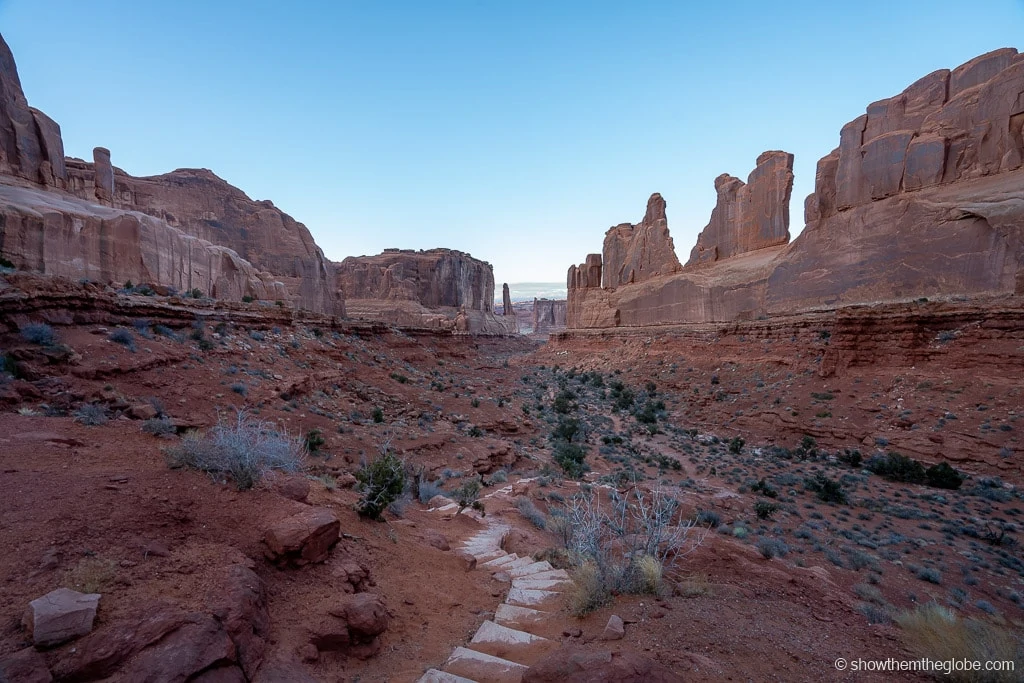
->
{"left": 502, "top": 283, "right": 513, "bottom": 315}
{"left": 93, "top": 147, "right": 114, "bottom": 204}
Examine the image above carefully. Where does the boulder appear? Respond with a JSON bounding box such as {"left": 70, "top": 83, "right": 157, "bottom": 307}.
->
{"left": 271, "top": 474, "right": 311, "bottom": 503}
{"left": 523, "top": 646, "right": 683, "bottom": 683}
{"left": 600, "top": 614, "right": 625, "bottom": 640}
{"left": 126, "top": 403, "right": 159, "bottom": 420}
{"left": 264, "top": 507, "right": 340, "bottom": 566}
{"left": 208, "top": 565, "right": 269, "bottom": 678}
{"left": 329, "top": 593, "right": 389, "bottom": 638}
{"left": 22, "top": 588, "right": 100, "bottom": 647}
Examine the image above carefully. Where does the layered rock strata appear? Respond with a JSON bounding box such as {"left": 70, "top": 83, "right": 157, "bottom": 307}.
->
{"left": 336, "top": 249, "right": 516, "bottom": 333}
{"left": 567, "top": 48, "right": 1024, "bottom": 329}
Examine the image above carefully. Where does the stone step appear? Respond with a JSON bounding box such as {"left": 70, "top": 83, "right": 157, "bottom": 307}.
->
{"left": 417, "top": 669, "right": 478, "bottom": 683}
{"left": 493, "top": 556, "right": 533, "bottom": 572}
{"left": 506, "top": 587, "right": 562, "bottom": 608}
{"left": 511, "top": 577, "right": 570, "bottom": 591}
{"left": 505, "top": 560, "right": 553, "bottom": 578}
{"left": 470, "top": 549, "right": 508, "bottom": 563}
{"left": 482, "top": 554, "right": 519, "bottom": 569}
{"left": 521, "top": 568, "right": 569, "bottom": 582}
{"left": 494, "top": 604, "right": 552, "bottom": 634}
{"left": 444, "top": 647, "right": 527, "bottom": 683}
{"left": 468, "top": 620, "right": 558, "bottom": 666}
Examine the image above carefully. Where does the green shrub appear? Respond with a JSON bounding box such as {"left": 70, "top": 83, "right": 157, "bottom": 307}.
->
{"left": 554, "top": 441, "right": 588, "bottom": 478}
{"left": 304, "top": 428, "right": 325, "bottom": 454}
{"left": 451, "top": 477, "right": 483, "bottom": 514}
{"left": 805, "top": 473, "right": 848, "bottom": 503}
{"left": 925, "top": 462, "right": 965, "bottom": 490}
{"left": 728, "top": 436, "right": 745, "bottom": 454}
{"left": 867, "top": 452, "right": 926, "bottom": 484}
{"left": 372, "top": 407, "right": 384, "bottom": 423}
{"left": 754, "top": 499, "right": 779, "bottom": 520}
{"left": 355, "top": 451, "right": 406, "bottom": 520}
{"left": 74, "top": 403, "right": 109, "bottom": 426}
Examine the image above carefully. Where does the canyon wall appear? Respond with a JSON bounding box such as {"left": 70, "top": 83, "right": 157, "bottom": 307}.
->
{"left": 567, "top": 48, "right": 1024, "bottom": 329}
{"left": 532, "top": 298, "right": 567, "bottom": 334}
{"left": 0, "top": 33, "right": 344, "bottom": 315}
{"left": 335, "top": 249, "right": 516, "bottom": 334}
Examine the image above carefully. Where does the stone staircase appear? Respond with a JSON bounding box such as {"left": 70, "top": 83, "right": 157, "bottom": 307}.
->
{"left": 418, "top": 488, "right": 572, "bottom": 683}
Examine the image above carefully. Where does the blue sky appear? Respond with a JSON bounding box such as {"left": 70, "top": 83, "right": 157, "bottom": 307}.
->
{"left": 2, "top": 1, "right": 1023, "bottom": 288}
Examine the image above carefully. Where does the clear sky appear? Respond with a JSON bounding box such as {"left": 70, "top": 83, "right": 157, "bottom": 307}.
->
{"left": 2, "top": 1, "right": 1023, "bottom": 288}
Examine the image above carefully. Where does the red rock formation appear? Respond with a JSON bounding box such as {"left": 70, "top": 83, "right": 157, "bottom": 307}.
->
{"left": 567, "top": 48, "right": 1024, "bottom": 329}
{"left": 0, "top": 35, "right": 66, "bottom": 189}
{"left": 532, "top": 298, "right": 567, "bottom": 334}
{"left": 502, "top": 283, "right": 513, "bottom": 316}
{"left": 687, "top": 151, "right": 794, "bottom": 265}
{"left": 601, "top": 193, "right": 681, "bottom": 288}
{"left": 0, "top": 33, "right": 343, "bottom": 316}
{"left": 336, "top": 249, "right": 516, "bottom": 333}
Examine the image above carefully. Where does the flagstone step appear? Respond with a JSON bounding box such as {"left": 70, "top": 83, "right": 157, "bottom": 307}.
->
{"left": 511, "top": 577, "right": 571, "bottom": 591}
{"left": 506, "top": 560, "right": 553, "bottom": 578}
{"left": 468, "top": 620, "right": 558, "bottom": 666}
{"left": 444, "top": 647, "right": 527, "bottom": 683}
{"left": 506, "top": 587, "right": 562, "bottom": 608}
{"left": 417, "top": 669, "right": 478, "bottom": 683}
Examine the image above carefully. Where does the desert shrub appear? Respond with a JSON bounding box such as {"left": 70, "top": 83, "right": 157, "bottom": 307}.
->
{"left": 867, "top": 452, "right": 926, "bottom": 484}
{"left": 896, "top": 603, "right": 1023, "bottom": 682}
{"left": 838, "top": 449, "right": 863, "bottom": 468}
{"left": 568, "top": 560, "right": 611, "bottom": 616}
{"left": 154, "top": 324, "right": 180, "bottom": 341}
{"left": 165, "top": 411, "right": 305, "bottom": 490}
{"left": 249, "top": 330, "right": 265, "bottom": 342}
{"left": 916, "top": 566, "right": 942, "bottom": 584}
{"left": 66, "top": 557, "right": 117, "bottom": 593}
{"left": 553, "top": 441, "right": 588, "bottom": 479}
{"left": 695, "top": 509, "right": 721, "bottom": 528}
{"left": 74, "top": 403, "right": 109, "bottom": 426}
{"left": 516, "top": 497, "right": 547, "bottom": 529}
{"left": 142, "top": 416, "right": 176, "bottom": 436}
{"left": 857, "top": 602, "right": 895, "bottom": 625}
{"left": 552, "top": 417, "right": 581, "bottom": 442}
{"left": 242, "top": 295, "right": 254, "bottom": 303}
{"left": 230, "top": 382, "right": 248, "bottom": 396}
{"left": 925, "top": 462, "right": 965, "bottom": 490}
{"left": 754, "top": 499, "right": 780, "bottom": 520}
{"left": 21, "top": 323, "right": 57, "bottom": 346}
{"left": 552, "top": 389, "right": 576, "bottom": 414}
{"left": 634, "top": 401, "right": 659, "bottom": 425}
{"left": 486, "top": 469, "right": 508, "bottom": 485}
{"left": 372, "top": 407, "right": 384, "bottom": 423}
{"left": 805, "top": 473, "right": 848, "bottom": 503}
{"left": 1, "top": 353, "right": 24, "bottom": 379}
{"left": 417, "top": 479, "right": 444, "bottom": 504}
{"left": 451, "top": 477, "right": 484, "bottom": 514}
{"left": 751, "top": 478, "right": 778, "bottom": 498}
{"left": 675, "top": 572, "right": 713, "bottom": 598}
{"left": 108, "top": 328, "right": 136, "bottom": 351}
{"left": 562, "top": 486, "right": 707, "bottom": 613}
{"left": 304, "top": 428, "right": 325, "bottom": 454}
{"left": 757, "top": 537, "right": 789, "bottom": 559}
{"left": 728, "top": 436, "right": 745, "bottom": 454}
{"left": 355, "top": 450, "right": 406, "bottom": 520}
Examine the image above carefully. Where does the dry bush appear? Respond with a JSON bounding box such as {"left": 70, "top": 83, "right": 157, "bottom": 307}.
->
{"left": 165, "top": 411, "right": 305, "bottom": 490}
{"left": 675, "top": 572, "right": 714, "bottom": 598}
{"left": 66, "top": 557, "right": 117, "bottom": 594}
{"left": 562, "top": 485, "right": 708, "bottom": 613}
{"left": 568, "top": 560, "right": 611, "bottom": 616}
{"left": 896, "top": 603, "right": 1023, "bottom": 682}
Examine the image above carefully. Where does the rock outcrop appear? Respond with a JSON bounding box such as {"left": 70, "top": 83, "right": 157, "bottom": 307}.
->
{"left": 601, "top": 193, "right": 681, "bottom": 288}
{"left": 532, "top": 298, "right": 566, "bottom": 334}
{"left": 502, "top": 283, "right": 513, "bottom": 316}
{"left": 567, "top": 48, "right": 1024, "bottom": 329}
{"left": 336, "top": 249, "right": 516, "bottom": 333}
{"left": 0, "top": 32, "right": 344, "bottom": 316}
{"left": 687, "top": 151, "right": 794, "bottom": 265}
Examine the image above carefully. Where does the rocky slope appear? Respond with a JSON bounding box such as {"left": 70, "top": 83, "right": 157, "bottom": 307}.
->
{"left": 336, "top": 249, "right": 516, "bottom": 334}
{"left": 567, "top": 48, "right": 1024, "bottom": 328}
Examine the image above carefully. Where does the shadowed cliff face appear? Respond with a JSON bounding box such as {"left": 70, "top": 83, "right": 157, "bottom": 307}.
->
{"left": 0, "top": 33, "right": 344, "bottom": 316}
{"left": 567, "top": 48, "right": 1024, "bottom": 329}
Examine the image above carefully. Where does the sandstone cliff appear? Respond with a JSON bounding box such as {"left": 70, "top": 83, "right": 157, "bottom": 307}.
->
{"left": 335, "top": 249, "right": 516, "bottom": 334}
{"left": 0, "top": 33, "right": 344, "bottom": 316}
{"left": 687, "top": 151, "right": 793, "bottom": 265}
{"left": 567, "top": 48, "right": 1024, "bottom": 329}
{"left": 532, "top": 298, "right": 567, "bottom": 334}
{"left": 601, "top": 193, "right": 682, "bottom": 288}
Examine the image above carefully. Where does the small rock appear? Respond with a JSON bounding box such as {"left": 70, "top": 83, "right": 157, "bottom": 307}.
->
{"left": 141, "top": 540, "right": 171, "bottom": 558}
{"left": 600, "top": 614, "right": 624, "bottom": 641}
{"left": 38, "top": 547, "right": 61, "bottom": 571}
{"left": 272, "top": 475, "right": 310, "bottom": 503}
{"left": 23, "top": 588, "right": 101, "bottom": 647}
{"left": 126, "top": 403, "right": 158, "bottom": 420}
{"left": 423, "top": 531, "right": 449, "bottom": 551}
{"left": 454, "top": 551, "right": 476, "bottom": 572}
{"left": 493, "top": 571, "right": 511, "bottom": 583}
{"left": 264, "top": 507, "right": 340, "bottom": 566}
{"left": 329, "top": 593, "right": 388, "bottom": 638}
{"left": 562, "top": 628, "right": 582, "bottom": 638}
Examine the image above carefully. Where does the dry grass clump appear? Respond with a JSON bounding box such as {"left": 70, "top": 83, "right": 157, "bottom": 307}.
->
{"left": 896, "top": 603, "right": 1023, "bottom": 682}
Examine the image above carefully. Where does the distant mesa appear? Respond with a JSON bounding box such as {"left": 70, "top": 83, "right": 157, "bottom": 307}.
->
{"left": 567, "top": 47, "right": 1024, "bottom": 329}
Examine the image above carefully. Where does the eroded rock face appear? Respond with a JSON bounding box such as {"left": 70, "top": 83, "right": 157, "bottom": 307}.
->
{"left": 532, "top": 298, "right": 566, "bottom": 334}
{"left": 687, "top": 151, "right": 794, "bottom": 265}
{"left": 567, "top": 48, "right": 1024, "bottom": 329}
{"left": 602, "top": 193, "right": 681, "bottom": 288}
{"left": 336, "top": 249, "right": 516, "bottom": 333}
{"left": 0, "top": 33, "right": 343, "bottom": 315}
